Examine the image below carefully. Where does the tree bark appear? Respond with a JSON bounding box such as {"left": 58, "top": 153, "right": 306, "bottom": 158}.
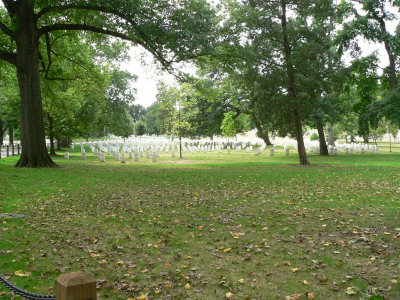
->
{"left": 281, "top": 0, "right": 309, "bottom": 165}
{"left": 56, "top": 138, "right": 62, "bottom": 151}
{"left": 327, "top": 122, "right": 335, "bottom": 146}
{"left": 0, "top": 120, "right": 5, "bottom": 146}
{"left": 374, "top": 12, "right": 398, "bottom": 89}
{"left": 48, "top": 115, "right": 57, "bottom": 155}
{"left": 254, "top": 120, "right": 273, "bottom": 146}
{"left": 316, "top": 119, "right": 329, "bottom": 156}
{"left": 14, "top": 1, "right": 56, "bottom": 167}
{"left": 8, "top": 126, "right": 14, "bottom": 145}
{"left": 363, "top": 135, "right": 369, "bottom": 143}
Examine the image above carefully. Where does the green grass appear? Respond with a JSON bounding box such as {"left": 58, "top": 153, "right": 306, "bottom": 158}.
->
{"left": 0, "top": 146, "right": 399, "bottom": 299}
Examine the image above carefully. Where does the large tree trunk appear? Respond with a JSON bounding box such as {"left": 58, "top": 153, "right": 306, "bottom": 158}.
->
{"left": 327, "top": 122, "right": 335, "bottom": 146}
{"left": 316, "top": 119, "right": 329, "bottom": 156}
{"left": 14, "top": 2, "right": 56, "bottom": 168}
{"left": 48, "top": 115, "right": 57, "bottom": 155}
{"left": 363, "top": 135, "right": 369, "bottom": 143}
{"left": 281, "top": 0, "right": 309, "bottom": 165}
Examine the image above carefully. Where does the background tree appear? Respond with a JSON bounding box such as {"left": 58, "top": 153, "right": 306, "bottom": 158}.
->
{"left": 135, "top": 120, "right": 146, "bottom": 136}
{"left": 0, "top": 0, "right": 219, "bottom": 167}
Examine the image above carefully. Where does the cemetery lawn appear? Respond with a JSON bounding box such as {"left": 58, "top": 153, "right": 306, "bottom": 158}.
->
{"left": 0, "top": 147, "right": 399, "bottom": 300}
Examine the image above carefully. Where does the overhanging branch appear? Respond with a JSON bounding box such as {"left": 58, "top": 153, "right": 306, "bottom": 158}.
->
{"left": 38, "top": 23, "right": 175, "bottom": 72}
{"left": 0, "top": 21, "right": 17, "bottom": 40}
{"left": 38, "top": 24, "right": 134, "bottom": 42}
{"left": 0, "top": 50, "right": 16, "bottom": 65}
{"left": 36, "top": 4, "right": 133, "bottom": 21}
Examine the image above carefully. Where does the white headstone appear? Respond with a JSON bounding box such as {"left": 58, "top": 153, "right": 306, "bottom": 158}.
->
{"left": 270, "top": 148, "right": 275, "bottom": 156}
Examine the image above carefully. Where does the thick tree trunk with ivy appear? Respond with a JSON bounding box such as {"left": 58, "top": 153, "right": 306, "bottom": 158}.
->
{"left": 14, "top": 2, "right": 56, "bottom": 167}
{"left": 316, "top": 119, "right": 329, "bottom": 156}
{"left": 281, "top": 0, "right": 309, "bottom": 165}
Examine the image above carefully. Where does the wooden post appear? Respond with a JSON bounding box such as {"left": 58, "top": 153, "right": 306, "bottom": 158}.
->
{"left": 55, "top": 272, "right": 97, "bottom": 300}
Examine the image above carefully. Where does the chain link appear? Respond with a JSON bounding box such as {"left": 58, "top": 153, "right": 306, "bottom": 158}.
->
{"left": 0, "top": 274, "right": 55, "bottom": 299}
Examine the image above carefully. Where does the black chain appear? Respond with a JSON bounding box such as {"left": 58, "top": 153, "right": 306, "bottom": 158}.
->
{"left": 0, "top": 274, "right": 55, "bottom": 299}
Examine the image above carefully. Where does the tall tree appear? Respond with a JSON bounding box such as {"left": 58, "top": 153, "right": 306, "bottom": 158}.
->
{"left": 226, "top": 0, "right": 338, "bottom": 164}
{"left": 0, "top": 0, "right": 218, "bottom": 167}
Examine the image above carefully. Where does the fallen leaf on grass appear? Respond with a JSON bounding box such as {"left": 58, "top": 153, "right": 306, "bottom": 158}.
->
{"left": 305, "top": 292, "right": 316, "bottom": 299}
{"left": 291, "top": 268, "right": 300, "bottom": 272}
{"left": 345, "top": 287, "right": 358, "bottom": 295}
{"left": 14, "top": 270, "right": 31, "bottom": 277}
{"left": 225, "top": 292, "right": 234, "bottom": 298}
{"left": 285, "top": 294, "right": 302, "bottom": 300}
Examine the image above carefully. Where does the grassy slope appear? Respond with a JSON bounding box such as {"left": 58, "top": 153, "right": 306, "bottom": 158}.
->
{"left": 0, "top": 146, "right": 399, "bottom": 299}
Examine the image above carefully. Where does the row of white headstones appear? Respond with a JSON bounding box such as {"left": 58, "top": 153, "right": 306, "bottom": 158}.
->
{"left": 64, "top": 141, "right": 256, "bottom": 162}
{"left": 62, "top": 139, "right": 379, "bottom": 162}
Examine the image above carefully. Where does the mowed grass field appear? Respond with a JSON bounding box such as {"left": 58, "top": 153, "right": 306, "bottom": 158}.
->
{"left": 0, "top": 145, "right": 399, "bottom": 299}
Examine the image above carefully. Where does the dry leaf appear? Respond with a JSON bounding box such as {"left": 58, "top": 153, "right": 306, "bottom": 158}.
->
{"left": 305, "top": 292, "right": 316, "bottom": 299}
{"left": 285, "top": 294, "right": 302, "bottom": 300}
{"left": 14, "top": 270, "right": 31, "bottom": 277}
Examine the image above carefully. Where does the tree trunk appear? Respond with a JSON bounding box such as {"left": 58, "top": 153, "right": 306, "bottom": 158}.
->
{"left": 48, "top": 115, "right": 57, "bottom": 155}
{"left": 363, "top": 135, "right": 369, "bottom": 143}
{"left": 376, "top": 16, "right": 398, "bottom": 89}
{"left": 293, "top": 108, "right": 309, "bottom": 164}
{"left": 350, "top": 135, "right": 355, "bottom": 143}
{"left": 61, "top": 137, "right": 71, "bottom": 148}
{"left": 327, "top": 122, "right": 335, "bottom": 146}
{"left": 254, "top": 120, "right": 273, "bottom": 145}
{"left": 281, "top": 0, "right": 309, "bottom": 165}
{"left": 316, "top": 119, "right": 329, "bottom": 156}
{"left": 14, "top": 2, "right": 56, "bottom": 168}
{"left": 8, "top": 126, "right": 14, "bottom": 145}
{"left": 56, "top": 139, "right": 62, "bottom": 151}
{"left": 0, "top": 120, "right": 5, "bottom": 146}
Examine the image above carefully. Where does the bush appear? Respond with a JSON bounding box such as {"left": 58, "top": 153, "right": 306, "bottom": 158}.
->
{"left": 310, "top": 132, "right": 319, "bottom": 141}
